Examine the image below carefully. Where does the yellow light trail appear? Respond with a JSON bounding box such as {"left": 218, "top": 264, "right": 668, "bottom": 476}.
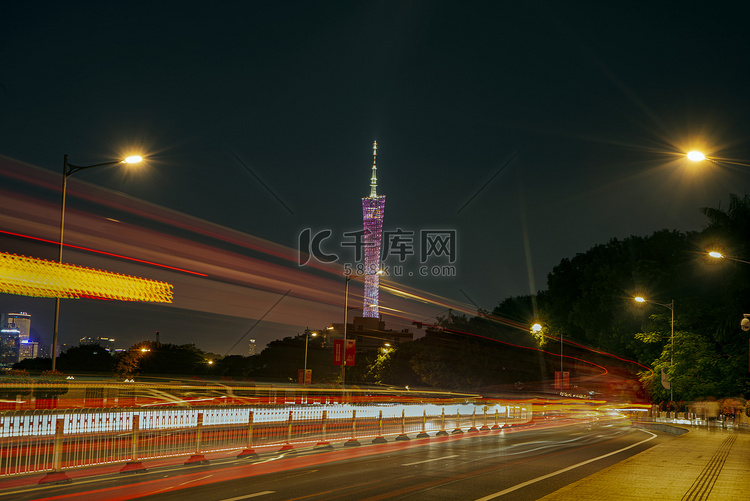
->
{"left": 0, "top": 252, "right": 173, "bottom": 302}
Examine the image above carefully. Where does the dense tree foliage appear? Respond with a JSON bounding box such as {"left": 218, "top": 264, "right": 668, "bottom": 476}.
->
{"left": 114, "top": 341, "right": 212, "bottom": 376}
{"left": 57, "top": 344, "right": 114, "bottom": 372}
{"left": 516, "top": 195, "right": 750, "bottom": 404}
{"left": 245, "top": 333, "right": 340, "bottom": 383}
{"left": 191, "top": 332, "right": 342, "bottom": 384}
{"left": 213, "top": 355, "right": 256, "bottom": 379}
{"left": 13, "top": 357, "right": 52, "bottom": 371}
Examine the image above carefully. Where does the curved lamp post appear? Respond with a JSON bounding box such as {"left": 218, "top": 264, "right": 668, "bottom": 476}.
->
{"left": 51, "top": 154, "right": 143, "bottom": 370}
{"left": 634, "top": 296, "right": 675, "bottom": 402}
{"left": 531, "top": 322, "right": 566, "bottom": 389}
{"left": 303, "top": 329, "right": 317, "bottom": 386}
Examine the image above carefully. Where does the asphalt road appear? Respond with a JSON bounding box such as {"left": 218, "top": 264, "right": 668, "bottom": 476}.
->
{"left": 2, "top": 421, "right": 668, "bottom": 501}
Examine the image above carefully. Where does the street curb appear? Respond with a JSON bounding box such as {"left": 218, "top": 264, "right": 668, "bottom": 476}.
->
{"left": 631, "top": 421, "right": 689, "bottom": 435}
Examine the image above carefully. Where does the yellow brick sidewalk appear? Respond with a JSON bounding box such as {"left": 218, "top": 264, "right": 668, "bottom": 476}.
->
{"left": 539, "top": 426, "right": 750, "bottom": 501}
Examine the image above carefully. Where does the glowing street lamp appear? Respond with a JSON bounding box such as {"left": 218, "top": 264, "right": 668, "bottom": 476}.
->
{"left": 686, "top": 151, "right": 750, "bottom": 167}
{"left": 707, "top": 251, "right": 750, "bottom": 265}
{"left": 51, "top": 154, "right": 143, "bottom": 371}
{"left": 634, "top": 296, "right": 675, "bottom": 402}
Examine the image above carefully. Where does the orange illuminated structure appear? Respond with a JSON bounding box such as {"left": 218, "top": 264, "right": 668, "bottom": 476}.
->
{"left": 0, "top": 252, "right": 173, "bottom": 302}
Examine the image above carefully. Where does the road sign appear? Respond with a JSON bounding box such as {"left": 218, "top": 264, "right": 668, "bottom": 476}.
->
{"left": 297, "top": 369, "right": 312, "bottom": 385}
{"left": 554, "top": 371, "right": 570, "bottom": 390}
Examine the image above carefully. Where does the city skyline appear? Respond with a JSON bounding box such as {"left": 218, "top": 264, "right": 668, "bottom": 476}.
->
{"left": 1, "top": 2, "right": 748, "bottom": 355}
{"left": 1, "top": 311, "right": 38, "bottom": 366}
{"left": 0, "top": 3, "right": 747, "bottom": 497}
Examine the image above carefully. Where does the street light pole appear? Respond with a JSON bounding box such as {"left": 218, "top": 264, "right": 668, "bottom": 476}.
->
{"left": 531, "top": 323, "right": 566, "bottom": 389}
{"left": 669, "top": 299, "right": 674, "bottom": 403}
{"left": 635, "top": 296, "right": 675, "bottom": 403}
{"left": 342, "top": 277, "right": 350, "bottom": 389}
{"left": 303, "top": 329, "right": 316, "bottom": 386}
{"left": 51, "top": 154, "right": 142, "bottom": 371}
{"left": 560, "top": 332, "right": 564, "bottom": 381}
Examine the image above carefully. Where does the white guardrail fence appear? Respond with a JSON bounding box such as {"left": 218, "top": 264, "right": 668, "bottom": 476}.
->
{"left": 0, "top": 401, "right": 532, "bottom": 481}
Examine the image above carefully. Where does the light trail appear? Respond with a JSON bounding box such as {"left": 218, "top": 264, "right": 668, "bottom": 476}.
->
{"left": 0, "top": 229, "right": 207, "bottom": 277}
{"left": 0, "top": 168, "right": 445, "bottom": 334}
{"left": 0, "top": 154, "right": 660, "bottom": 376}
{"left": 380, "top": 279, "right": 652, "bottom": 378}
{"left": 413, "top": 321, "right": 609, "bottom": 379}
{"left": 0, "top": 156, "right": 326, "bottom": 271}
{"left": 402, "top": 455, "right": 459, "bottom": 466}
{"left": 221, "top": 492, "right": 276, "bottom": 501}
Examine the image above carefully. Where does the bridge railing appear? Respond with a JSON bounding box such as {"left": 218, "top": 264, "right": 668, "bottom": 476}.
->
{"left": 0, "top": 400, "right": 533, "bottom": 480}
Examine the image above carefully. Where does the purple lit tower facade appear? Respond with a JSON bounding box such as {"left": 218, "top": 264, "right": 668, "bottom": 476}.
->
{"left": 362, "top": 141, "right": 385, "bottom": 318}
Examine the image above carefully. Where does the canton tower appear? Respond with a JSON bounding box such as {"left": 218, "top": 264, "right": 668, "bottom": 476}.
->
{"left": 362, "top": 141, "right": 385, "bottom": 318}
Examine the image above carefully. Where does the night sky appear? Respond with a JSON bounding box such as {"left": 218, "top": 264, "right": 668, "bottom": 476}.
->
{"left": 1, "top": 2, "right": 749, "bottom": 355}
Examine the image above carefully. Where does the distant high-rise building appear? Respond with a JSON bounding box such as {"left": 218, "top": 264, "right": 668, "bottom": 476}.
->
{"left": 5, "top": 312, "right": 31, "bottom": 342}
{"left": 248, "top": 338, "right": 256, "bottom": 356}
{"left": 19, "top": 340, "right": 38, "bottom": 361}
{"left": 362, "top": 141, "right": 385, "bottom": 318}
{"left": 80, "top": 336, "right": 115, "bottom": 351}
{"left": 37, "top": 343, "right": 51, "bottom": 359}
{"left": 0, "top": 328, "right": 20, "bottom": 367}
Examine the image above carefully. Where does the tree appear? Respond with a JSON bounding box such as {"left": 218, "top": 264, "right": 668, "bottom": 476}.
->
{"left": 700, "top": 193, "right": 750, "bottom": 245}
{"left": 114, "top": 348, "right": 142, "bottom": 377}
{"left": 0, "top": 369, "right": 32, "bottom": 409}
{"left": 57, "top": 344, "right": 114, "bottom": 372}
{"left": 13, "top": 357, "right": 52, "bottom": 371}
{"left": 545, "top": 231, "right": 694, "bottom": 362}
{"left": 214, "top": 355, "right": 256, "bottom": 379}
{"left": 366, "top": 339, "right": 422, "bottom": 387}
{"left": 532, "top": 195, "right": 750, "bottom": 403}
{"left": 114, "top": 341, "right": 211, "bottom": 376}
{"left": 237, "top": 333, "right": 339, "bottom": 384}
{"left": 139, "top": 343, "right": 206, "bottom": 374}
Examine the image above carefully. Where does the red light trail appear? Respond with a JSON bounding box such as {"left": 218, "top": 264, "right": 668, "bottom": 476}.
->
{"left": 0, "top": 230, "right": 208, "bottom": 277}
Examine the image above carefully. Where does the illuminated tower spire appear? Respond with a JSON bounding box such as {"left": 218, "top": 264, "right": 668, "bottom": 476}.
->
{"left": 370, "top": 140, "right": 378, "bottom": 197}
{"left": 362, "top": 140, "right": 385, "bottom": 318}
